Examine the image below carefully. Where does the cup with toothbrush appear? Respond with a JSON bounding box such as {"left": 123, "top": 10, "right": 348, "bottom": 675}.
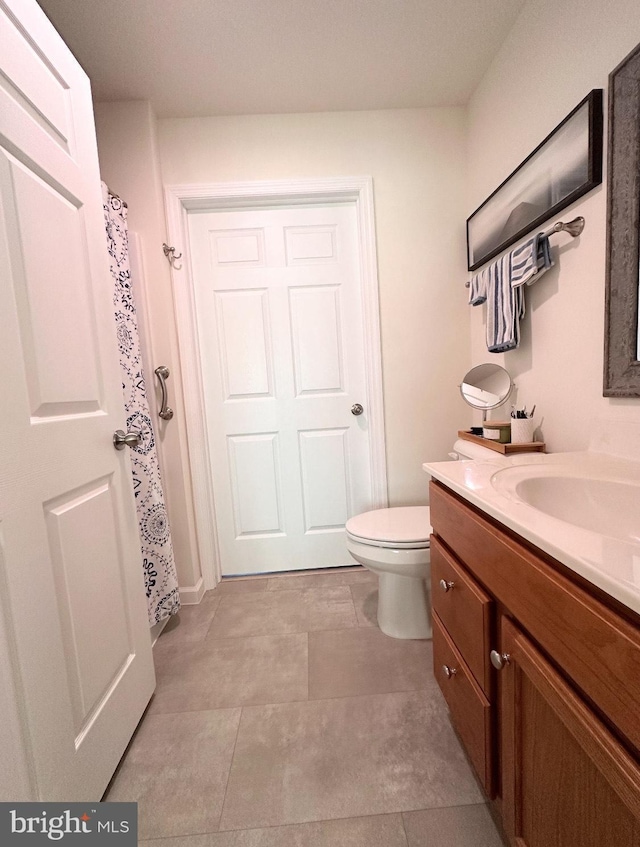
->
{"left": 510, "top": 405, "right": 536, "bottom": 444}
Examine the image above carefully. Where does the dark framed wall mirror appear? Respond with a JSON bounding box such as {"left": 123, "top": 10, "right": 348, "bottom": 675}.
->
{"left": 604, "top": 42, "right": 640, "bottom": 396}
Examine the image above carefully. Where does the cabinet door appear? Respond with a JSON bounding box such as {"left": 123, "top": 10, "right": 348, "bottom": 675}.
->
{"left": 500, "top": 617, "right": 640, "bottom": 847}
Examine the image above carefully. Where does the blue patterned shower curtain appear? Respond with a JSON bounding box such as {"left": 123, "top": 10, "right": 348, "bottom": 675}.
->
{"left": 103, "top": 185, "right": 181, "bottom": 625}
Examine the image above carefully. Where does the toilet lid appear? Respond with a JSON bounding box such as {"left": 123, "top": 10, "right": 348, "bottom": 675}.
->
{"left": 346, "top": 506, "right": 432, "bottom": 549}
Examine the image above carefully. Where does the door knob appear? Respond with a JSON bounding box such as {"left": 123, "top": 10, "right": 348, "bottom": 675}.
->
{"left": 113, "top": 429, "right": 141, "bottom": 451}
{"left": 351, "top": 403, "right": 364, "bottom": 416}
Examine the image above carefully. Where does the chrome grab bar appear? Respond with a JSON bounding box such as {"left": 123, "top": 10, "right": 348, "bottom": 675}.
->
{"left": 154, "top": 365, "right": 174, "bottom": 421}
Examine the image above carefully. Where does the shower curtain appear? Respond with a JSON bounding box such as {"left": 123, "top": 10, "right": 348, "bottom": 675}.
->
{"left": 103, "top": 185, "right": 181, "bottom": 625}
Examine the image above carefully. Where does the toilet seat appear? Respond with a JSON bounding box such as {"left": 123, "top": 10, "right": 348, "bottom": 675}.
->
{"left": 346, "top": 532, "right": 430, "bottom": 550}
{"left": 345, "top": 506, "right": 432, "bottom": 550}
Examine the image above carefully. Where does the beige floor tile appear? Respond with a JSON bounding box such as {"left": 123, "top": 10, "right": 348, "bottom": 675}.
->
{"left": 207, "top": 586, "right": 357, "bottom": 639}
{"left": 154, "top": 598, "right": 221, "bottom": 649}
{"left": 340, "top": 569, "right": 378, "bottom": 585}
{"left": 267, "top": 568, "right": 375, "bottom": 592}
{"left": 350, "top": 582, "right": 379, "bottom": 627}
{"left": 140, "top": 813, "right": 408, "bottom": 847}
{"left": 200, "top": 588, "right": 225, "bottom": 604}
{"left": 212, "top": 578, "right": 269, "bottom": 595}
{"left": 148, "top": 633, "right": 308, "bottom": 714}
{"left": 106, "top": 709, "right": 241, "bottom": 840}
{"left": 266, "top": 573, "right": 343, "bottom": 592}
{"left": 403, "top": 805, "right": 504, "bottom": 847}
{"left": 309, "top": 627, "right": 433, "bottom": 699}
{"left": 219, "top": 690, "right": 483, "bottom": 831}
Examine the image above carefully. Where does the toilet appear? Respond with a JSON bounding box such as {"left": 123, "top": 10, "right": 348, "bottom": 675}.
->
{"left": 346, "top": 438, "right": 496, "bottom": 639}
{"left": 346, "top": 506, "right": 432, "bottom": 639}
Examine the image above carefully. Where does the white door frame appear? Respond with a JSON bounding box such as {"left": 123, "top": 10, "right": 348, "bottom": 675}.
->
{"left": 164, "top": 177, "right": 388, "bottom": 588}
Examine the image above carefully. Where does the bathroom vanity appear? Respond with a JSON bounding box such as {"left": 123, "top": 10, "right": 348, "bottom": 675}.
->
{"left": 424, "top": 449, "right": 640, "bottom": 846}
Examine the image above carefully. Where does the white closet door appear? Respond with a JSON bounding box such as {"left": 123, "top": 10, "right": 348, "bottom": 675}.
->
{"left": 0, "top": 0, "right": 155, "bottom": 800}
{"left": 188, "top": 203, "right": 375, "bottom": 574}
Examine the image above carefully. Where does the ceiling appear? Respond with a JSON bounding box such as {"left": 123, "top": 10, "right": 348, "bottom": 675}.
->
{"left": 37, "top": 0, "right": 526, "bottom": 119}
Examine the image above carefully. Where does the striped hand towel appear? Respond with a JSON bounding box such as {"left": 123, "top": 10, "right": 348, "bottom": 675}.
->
{"left": 468, "top": 234, "right": 553, "bottom": 353}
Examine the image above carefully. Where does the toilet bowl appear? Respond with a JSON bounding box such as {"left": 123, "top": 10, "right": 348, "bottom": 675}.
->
{"left": 346, "top": 506, "right": 432, "bottom": 639}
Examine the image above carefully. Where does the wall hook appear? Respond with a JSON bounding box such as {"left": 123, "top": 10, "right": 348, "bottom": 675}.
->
{"left": 162, "top": 243, "right": 182, "bottom": 267}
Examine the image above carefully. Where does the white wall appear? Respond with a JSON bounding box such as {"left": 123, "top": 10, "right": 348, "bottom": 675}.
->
{"left": 467, "top": 0, "right": 640, "bottom": 449}
{"left": 93, "top": 101, "right": 203, "bottom": 598}
{"left": 158, "top": 108, "right": 470, "bottom": 505}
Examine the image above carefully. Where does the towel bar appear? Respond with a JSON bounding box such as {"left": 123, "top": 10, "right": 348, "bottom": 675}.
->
{"left": 464, "top": 216, "right": 585, "bottom": 287}
{"left": 541, "top": 216, "right": 585, "bottom": 239}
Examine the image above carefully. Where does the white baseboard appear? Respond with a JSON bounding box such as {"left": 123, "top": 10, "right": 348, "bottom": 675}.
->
{"left": 179, "top": 576, "right": 205, "bottom": 605}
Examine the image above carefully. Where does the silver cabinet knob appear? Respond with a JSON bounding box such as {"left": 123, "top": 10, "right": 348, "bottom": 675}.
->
{"left": 490, "top": 650, "right": 511, "bottom": 670}
{"left": 439, "top": 579, "right": 455, "bottom": 592}
{"left": 442, "top": 665, "right": 457, "bottom": 679}
{"left": 113, "top": 429, "right": 141, "bottom": 451}
{"left": 351, "top": 403, "right": 364, "bottom": 416}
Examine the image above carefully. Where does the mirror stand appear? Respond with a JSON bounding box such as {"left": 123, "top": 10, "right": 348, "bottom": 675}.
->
{"left": 460, "top": 363, "right": 514, "bottom": 421}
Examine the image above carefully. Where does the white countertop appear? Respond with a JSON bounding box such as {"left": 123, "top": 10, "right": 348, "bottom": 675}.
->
{"left": 423, "top": 447, "right": 640, "bottom": 617}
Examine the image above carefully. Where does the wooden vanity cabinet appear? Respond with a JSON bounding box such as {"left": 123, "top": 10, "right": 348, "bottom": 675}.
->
{"left": 429, "top": 480, "right": 640, "bottom": 847}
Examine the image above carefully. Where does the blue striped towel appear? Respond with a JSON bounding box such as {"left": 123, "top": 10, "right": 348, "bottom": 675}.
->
{"left": 468, "top": 234, "right": 553, "bottom": 353}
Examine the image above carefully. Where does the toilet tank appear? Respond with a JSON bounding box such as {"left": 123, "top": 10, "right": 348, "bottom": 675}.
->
{"left": 450, "top": 438, "right": 498, "bottom": 461}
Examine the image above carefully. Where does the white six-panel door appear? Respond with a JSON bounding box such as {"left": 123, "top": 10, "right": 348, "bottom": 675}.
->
{"left": 0, "top": 0, "right": 155, "bottom": 800}
{"left": 188, "top": 204, "right": 374, "bottom": 574}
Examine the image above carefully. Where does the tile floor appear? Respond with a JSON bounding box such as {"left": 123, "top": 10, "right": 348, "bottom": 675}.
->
{"left": 105, "top": 568, "right": 505, "bottom": 846}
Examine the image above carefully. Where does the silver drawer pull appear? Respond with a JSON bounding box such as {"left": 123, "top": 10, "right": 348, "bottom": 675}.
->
{"left": 439, "top": 579, "right": 455, "bottom": 593}
{"left": 490, "top": 650, "right": 511, "bottom": 671}
{"left": 442, "top": 665, "right": 457, "bottom": 679}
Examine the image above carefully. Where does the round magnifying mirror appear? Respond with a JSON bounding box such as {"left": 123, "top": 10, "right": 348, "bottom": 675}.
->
{"left": 460, "top": 363, "right": 513, "bottom": 411}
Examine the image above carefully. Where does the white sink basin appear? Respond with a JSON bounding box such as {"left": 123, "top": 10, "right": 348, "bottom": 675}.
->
{"left": 491, "top": 467, "right": 640, "bottom": 544}
{"left": 424, "top": 432, "right": 640, "bottom": 616}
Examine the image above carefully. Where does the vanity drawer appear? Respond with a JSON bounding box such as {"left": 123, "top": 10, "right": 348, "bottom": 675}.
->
{"left": 431, "top": 536, "right": 492, "bottom": 694}
{"left": 433, "top": 612, "right": 494, "bottom": 797}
